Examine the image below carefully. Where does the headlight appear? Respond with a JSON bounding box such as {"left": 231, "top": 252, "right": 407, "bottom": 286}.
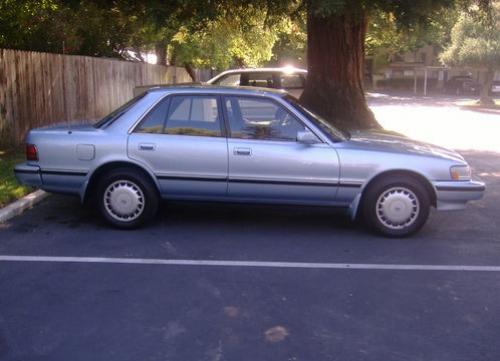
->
{"left": 450, "top": 165, "right": 471, "bottom": 181}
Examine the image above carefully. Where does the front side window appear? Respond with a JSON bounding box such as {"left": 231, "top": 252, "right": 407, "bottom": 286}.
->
{"left": 225, "top": 97, "right": 307, "bottom": 141}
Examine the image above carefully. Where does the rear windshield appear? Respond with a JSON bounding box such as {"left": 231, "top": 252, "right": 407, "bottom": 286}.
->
{"left": 94, "top": 93, "right": 147, "bottom": 128}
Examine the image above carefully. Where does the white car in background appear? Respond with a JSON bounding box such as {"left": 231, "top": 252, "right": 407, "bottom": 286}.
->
{"left": 206, "top": 67, "right": 307, "bottom": 98}
{"left": 491, "top": 81, "right": 500, "bottom": 94}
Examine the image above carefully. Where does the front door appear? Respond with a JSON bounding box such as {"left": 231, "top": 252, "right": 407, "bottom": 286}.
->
{"left": 128, "top": 94, "right": 228, "bottom": 198}
{"left": 223, "top": 96, "right": 340, "bottom": 205}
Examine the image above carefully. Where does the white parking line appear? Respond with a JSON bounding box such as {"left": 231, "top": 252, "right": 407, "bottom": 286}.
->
{"left": 1, "top": 255, "right": 500, "bottom": 272}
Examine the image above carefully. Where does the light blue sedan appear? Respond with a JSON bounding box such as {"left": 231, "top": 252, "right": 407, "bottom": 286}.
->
{"left": 15, "top": 86, "right": 485, "bottom": 236}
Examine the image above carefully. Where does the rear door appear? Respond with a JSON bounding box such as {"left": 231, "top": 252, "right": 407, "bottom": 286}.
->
{"left": 223, "top": 95, "right": 340, "bottom": 204}
{"left": 128, "top": 94, "right": 228, "bottom": 198}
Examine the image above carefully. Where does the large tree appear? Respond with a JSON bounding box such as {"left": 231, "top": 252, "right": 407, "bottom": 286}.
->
{"left": 298, "top": 1, "right": 467, "bottom": 130}
{"left": 441, "top": 1, "right": 500, "bottom": 105}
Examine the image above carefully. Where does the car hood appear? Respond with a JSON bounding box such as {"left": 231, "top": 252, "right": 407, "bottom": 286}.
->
{"left": 345, "top": 129, "right": 465, "bottom": 163}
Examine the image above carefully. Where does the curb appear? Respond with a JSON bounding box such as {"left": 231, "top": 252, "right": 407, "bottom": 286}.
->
{"left": 0, "top": 190, "right": 49, "bottom": 223}
{"left": 459, "top": 105, "right": 500, "bottom": 115}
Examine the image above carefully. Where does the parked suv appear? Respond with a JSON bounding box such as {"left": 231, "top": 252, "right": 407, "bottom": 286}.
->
{"left": 206, "top": 67, "right": 307, "bottom": 98}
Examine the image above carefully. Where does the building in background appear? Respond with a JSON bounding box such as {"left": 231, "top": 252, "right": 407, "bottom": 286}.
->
{"left": 371, "top": 45, "right": 500, "bottom": 95}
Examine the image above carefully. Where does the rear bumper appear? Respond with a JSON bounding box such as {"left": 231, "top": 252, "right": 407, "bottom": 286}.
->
{"left": 433, "top": 180, "right": 485, "bottom": 210}
{"left": 14, "top": 163, "right": 43, "bottom": 187}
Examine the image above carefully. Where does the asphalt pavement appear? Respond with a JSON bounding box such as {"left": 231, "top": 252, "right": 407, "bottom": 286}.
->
{"left": 0, "top": 149, "right": 499, "bottom": 361}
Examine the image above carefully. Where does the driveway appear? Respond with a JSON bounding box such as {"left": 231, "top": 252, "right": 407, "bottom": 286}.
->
{"left": 368, "top": 92, "right": 500, "bottom": 152}
{"left": 0, "top": 95, "right": 499, "bottom": 361}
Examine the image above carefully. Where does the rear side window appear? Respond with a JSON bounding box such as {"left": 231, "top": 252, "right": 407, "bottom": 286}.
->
{"left": 279, "top": 74, "right": 305, "bottom": 89}
{"left": 166, "top": 96, "right": 222, "bottom": 137}
{"left": 94, "top": 92, "right": 147, "bottom": 128}
{"left": 135, "top": 95, "right": 222, "bottom": 137}
{"left": 135, "top": 99, "right": 170, "bottom": 133}
{"left": 240, "top": 73, "right": 275, "bottom": 88}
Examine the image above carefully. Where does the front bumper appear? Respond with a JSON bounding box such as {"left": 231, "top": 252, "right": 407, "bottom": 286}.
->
{"left": 14, "top": 163, "right": 43, "bottom": 187}
{"left": 433, "top": 180, "right": 485, "bottom": 210}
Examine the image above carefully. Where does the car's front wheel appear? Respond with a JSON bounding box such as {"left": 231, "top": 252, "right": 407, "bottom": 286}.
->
{"left": 97, "top": 168, "right": 159, "bottom": 229}
{"left": 362, "top": 175, "right": 431, "bottom": 237}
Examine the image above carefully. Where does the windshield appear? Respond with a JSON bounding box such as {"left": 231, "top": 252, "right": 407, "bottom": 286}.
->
{"left": 283, "top": 95, "right": 349, "bottom": 141}
{"left": 94, "top": 92, "right": 147, "bottom": 128}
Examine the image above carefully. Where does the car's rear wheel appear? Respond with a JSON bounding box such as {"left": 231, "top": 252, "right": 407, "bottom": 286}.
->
{"left": 362, "top": 175, "right": 431, "bottom": 237}
{"left": 97, "top": 168, "right": 159, "bottom": 229}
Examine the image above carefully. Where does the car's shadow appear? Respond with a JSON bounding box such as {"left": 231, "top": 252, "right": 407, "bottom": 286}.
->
{"left": 157, "top": 201, "right": 355, "bottom": 230}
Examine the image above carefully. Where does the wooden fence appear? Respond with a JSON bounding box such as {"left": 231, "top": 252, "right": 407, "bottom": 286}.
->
{"left": 0, "top": 48, "right": 192, "bottom": 146}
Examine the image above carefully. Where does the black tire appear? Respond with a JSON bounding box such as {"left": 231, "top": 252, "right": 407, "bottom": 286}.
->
{"left": 361, "top": 175, "right": 431, "bottom": 237}
{"left": 96, "top": 168, "right": 159, "bottom": 229}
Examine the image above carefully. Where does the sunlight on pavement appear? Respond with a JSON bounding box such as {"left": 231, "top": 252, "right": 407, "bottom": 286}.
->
{"left": 371, "top": 105, "right": 500, "bottom": 152}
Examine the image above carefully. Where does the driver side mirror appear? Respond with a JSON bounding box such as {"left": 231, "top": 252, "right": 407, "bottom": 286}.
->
{"left": 297, "top": 130, "right": 320, "bottom": 144}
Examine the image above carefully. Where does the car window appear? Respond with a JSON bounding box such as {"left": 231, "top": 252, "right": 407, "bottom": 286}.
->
{"left": 284, "top": 95, "right": 347, "bottom": 141}
{"left": 94, "top": 92, "right": 147, "bottom": 128}
{"left": 279, "top": 74, "right": 305, "bottom": 89}
{"left": 135, "top": 98, "right": 170, "bottom": 133}
{"left": 240, "top": 73, "right": 275, "bottom": 88}
{"left": 216, "top": 74, "right": 240, "bottom": 86}
{"left": 165, "top": 96, "right": 222, "bottom": 137}
{"left": 225, "top": 97, "right": 306, "bottom": 141}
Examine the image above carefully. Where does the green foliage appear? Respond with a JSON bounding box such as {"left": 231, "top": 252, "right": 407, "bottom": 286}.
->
{"left": 0, "top": 0, "right": 489, "bottom": 70}
{"left": 0, "top": 0, "right": 215, "bottom": 58}
{"left": 171, "top": 5, "right": 293, "bottom": 69}
{"left": 366, "top": 8, "right": 458, "bottom": 69}
{"left": 441, "top": 2, "right": 500, "bottom": 68}
{"left": 270, "top": 12, "right": 307, "bottom": 66}
{"left": 0, "top": 148, "right": 31, "bottom": 208}
{"left": 0, "top": 0, "right": 61, "bottom": 52}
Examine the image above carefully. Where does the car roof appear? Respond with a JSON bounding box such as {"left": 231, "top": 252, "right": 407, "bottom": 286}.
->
{"left": 146, "top": 83, "right": 288, "bottom": 96}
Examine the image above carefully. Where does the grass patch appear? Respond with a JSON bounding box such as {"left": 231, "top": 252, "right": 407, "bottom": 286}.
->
{"left": 0, "top": 148, "right": 32, "bottom": 208}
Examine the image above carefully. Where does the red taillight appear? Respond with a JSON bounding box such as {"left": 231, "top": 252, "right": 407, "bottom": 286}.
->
{"left": 26, "top": 144, "right": 38, "bottom": 161}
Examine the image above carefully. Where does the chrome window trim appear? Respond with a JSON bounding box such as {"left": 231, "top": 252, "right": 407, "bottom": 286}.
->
{"left": 127, "top": 90, "right": 331, "bottom": 144}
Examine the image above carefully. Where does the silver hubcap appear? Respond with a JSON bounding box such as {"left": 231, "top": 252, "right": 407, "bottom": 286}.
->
{"left": 104, "top": 180, "right": 145, "bottom": 222}
{"left": 376, "top": 187, "right": 420, "bottom": 230}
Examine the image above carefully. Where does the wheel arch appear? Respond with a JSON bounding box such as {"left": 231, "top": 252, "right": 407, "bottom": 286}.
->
{"left": 352, "top": 169, "right": 437, "bottom": 220}
{"left": 82, "top": 160, "right": 160, "bottom": 203}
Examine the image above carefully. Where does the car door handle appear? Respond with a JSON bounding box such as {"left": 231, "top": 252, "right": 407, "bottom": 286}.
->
{"left": 139, "top": 143, "right": 156, "bottom": 151}
{"left": 234, "top": 147, "right": 252, "bottom": 156}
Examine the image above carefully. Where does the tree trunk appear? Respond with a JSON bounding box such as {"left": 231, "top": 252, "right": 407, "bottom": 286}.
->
{"left": 155, "top": 42, "right": 167, "bottom": 66}
{"left": 234, "top": 57, "right": 245, "bottom": 68}
{"left": 300, "top": 9, "right": 380, "bottom": 130}
{"left": 184, "top": 63, "right": 198, "bottom": 82}
{"left": 478, "top": 68, "right": 495, "bottom": 106}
